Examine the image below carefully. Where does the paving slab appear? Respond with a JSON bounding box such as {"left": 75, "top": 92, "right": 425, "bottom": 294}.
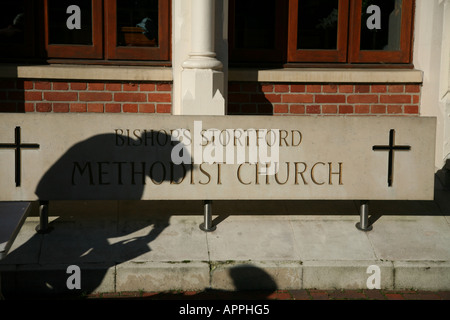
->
{"left": 112, "top": 215, "right": 209, "bottom": 262}
{"left": 0, "top": 202, "right": 32, "bottom": 259}
{"left": 394, "top": 261, "right": 450, "bottom": 290}
{"left": 0, "top": 218, "right": 42, "bottom": 265}
{"left": 207, "top": 218, "right": 297, "bottom": 261}
{"left": 367, "top": 215, "right": 450, "bottom": 261}
{"left": 290, "top": 219, "right": 376, "bottom": 260}
{"left": 210, "top": 261, "right": 302, "bottom": 291}
{"left": 116, "top": 261, "right": 210, "bottom": 292}
{"left": 1, "top": 262, "right": 115, "bottom": 295}
{"left": 39, "top": 219, "right": 118, "bottom": 264}
{"left": 1, "top": 194, "right": 449, "bottom": 295}
{"left": 302, "top": 260, "right": 394, "bottom": 290}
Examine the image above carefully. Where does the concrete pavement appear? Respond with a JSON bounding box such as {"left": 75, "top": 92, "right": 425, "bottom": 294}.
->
{"left": 1, "top": 175, "right": 449, "bottom": 298}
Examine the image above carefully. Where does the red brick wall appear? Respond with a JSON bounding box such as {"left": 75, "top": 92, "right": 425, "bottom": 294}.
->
{"left": 0, "top": 79, "right": 172, "bottom": 114}
{"left": 228, "top": 83, "right": 421, "bottom": 116}
{"left": 1, "top": 79, "right": 422, "bottom": 116}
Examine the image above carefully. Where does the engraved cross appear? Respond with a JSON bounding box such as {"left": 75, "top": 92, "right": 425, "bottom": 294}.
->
{"left": 0, "top": 127, "right": 40, "bottom": 187}
{"left": 372, "top": 129, "right": 411, "bottom": 187}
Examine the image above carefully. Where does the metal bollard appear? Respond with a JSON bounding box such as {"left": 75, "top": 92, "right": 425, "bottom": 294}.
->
{"left": 356, "top": 200, "right": 373, "bottom": 231}
{"left": 200, "top": 200, "right": 216, "bottom": 232}
{"left": 36, "top": 200, "right": 52, "bottom": 234}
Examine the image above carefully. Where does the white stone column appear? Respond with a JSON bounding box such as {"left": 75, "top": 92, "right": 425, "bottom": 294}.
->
{"left": 414, "top": 0, "right": 450, "bottom": 169}
{"left": 180, "top": 0, "right": 226, "bottom": 115}
{"left": 183, "top": 0, "right": 223, "bottom": 70}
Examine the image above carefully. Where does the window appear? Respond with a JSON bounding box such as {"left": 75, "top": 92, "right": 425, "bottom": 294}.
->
{"left": 105, "top": 0, "right": 170, "bottom": 61}
{"left": 0, "top": 0, "right": 171, "bottom": 63}
{"left": 288, "top": 0, "right": 349, "bottom": 63}
{"left": 348, "top": 0, "right": 413, "bottom": 63}
{"left": 229, "top": 0, "right": 288, "bottom": 64}
{"left": 45, "top": 0, "right": 103, "bottom": 59}
{"left": 230, "top": 0, "right": 415, "bottom": 66}
{"left": 0, "top": 0, "right": 37, "bottom": 59}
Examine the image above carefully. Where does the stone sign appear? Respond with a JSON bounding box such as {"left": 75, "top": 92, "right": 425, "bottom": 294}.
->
{"left": 0, "top": 114, "right": 436, "bottom": 201}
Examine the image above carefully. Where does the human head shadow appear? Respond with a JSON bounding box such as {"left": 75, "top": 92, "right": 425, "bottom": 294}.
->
{"left": 1, "top": 131, "right": 193, "bottom": 298}
{"left": 229, "top": 264, "right": 278, "bottom": 292}
{"left": 195, "top": 265, "right": 278, "bottom": 300}
{"left": 227, "top": 83, "right": 275, "bottom": 115}
{"left": 35, "top": 131, "right": 192, "bottom": 200}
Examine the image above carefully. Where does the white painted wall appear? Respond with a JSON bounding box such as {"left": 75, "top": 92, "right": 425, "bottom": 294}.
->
{"left": 413, "top": 0, "right": 450, "bottom": 170}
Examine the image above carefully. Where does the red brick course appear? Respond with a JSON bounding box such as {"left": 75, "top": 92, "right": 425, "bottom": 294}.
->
{"left": 85, "top": 289, "right": 450, "bottom": 300}
{"left": 228, "top": 82, "right": 421, "bottom": 116}
{"left": 0, "top": 79, "right": 172, "bottom": 114}
{"left": 0, "top": 80, "right": 422, "bottom": 116}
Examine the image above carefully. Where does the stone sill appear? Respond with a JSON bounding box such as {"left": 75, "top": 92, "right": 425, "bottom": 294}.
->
{"left": 0, "top": 64, "right": 423, "bottom": 84}
{"left": 229, "top": 68, "right": 424, "bottom": 84}
{"left": 0, "top": 64, "right": 173, "bottom": 82}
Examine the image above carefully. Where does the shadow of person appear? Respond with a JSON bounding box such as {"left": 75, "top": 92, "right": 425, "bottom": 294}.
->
{"left": 1, "top": 131, "right": 193, "bottom": 298}
{"left": 97, "top": 264, "right": 279, "bottom": 300}
{"left": 229, "top": 265, "right": 278, "bottom": 292}
{"left": 35, "top": 131, "right": 191, "bottom": 200}
{"left": 185, "top": 265, "right": 278, "bottom": 300}
{"left": 435, "top": 159, "right": 450, "bottom": 215}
